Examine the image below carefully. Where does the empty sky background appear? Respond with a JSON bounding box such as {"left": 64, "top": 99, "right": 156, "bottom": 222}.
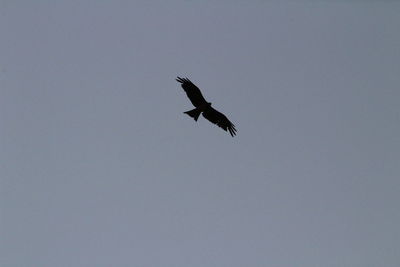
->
{"left": 1, "top": 1, "right": 399, "bottom": 266}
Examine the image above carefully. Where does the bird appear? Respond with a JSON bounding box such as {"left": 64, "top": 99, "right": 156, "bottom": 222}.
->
{"left": 176, "top": 77, "right": 237, "bottom": 137}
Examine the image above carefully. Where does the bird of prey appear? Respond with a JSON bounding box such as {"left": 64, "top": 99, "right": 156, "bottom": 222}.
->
{"left": 176, "top": 77, "right": 237, "bottom": 137}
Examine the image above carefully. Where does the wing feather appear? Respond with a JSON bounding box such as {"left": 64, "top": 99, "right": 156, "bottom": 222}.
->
{"left": 202, "top": 106, "right": 237, "bottom": 137}
{"left": 176, "top": 77, "right": 208, "bottom": 107}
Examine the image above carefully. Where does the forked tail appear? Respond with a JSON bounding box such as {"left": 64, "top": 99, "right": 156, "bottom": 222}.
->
{"left": 184, "top": 108, "right": 202, "bottom": 121}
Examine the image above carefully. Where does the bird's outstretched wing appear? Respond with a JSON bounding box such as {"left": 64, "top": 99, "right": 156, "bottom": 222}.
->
{"left": 176, "top": 77, "right": 208, "bottom": 107}
{"left": 202, "top": 106, "right": 237, "bottom": 137}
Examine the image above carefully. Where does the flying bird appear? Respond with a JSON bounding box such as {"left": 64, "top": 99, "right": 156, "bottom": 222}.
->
{"left": 176, "top": 77, "right": 237, "bottom": 137}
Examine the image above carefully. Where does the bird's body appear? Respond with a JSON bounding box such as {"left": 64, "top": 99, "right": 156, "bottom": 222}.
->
{"left": 176, "top": 77, "right": 237, "bottom": 137}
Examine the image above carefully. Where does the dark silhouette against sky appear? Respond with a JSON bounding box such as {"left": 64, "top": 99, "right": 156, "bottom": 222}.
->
{"left": 1, "top": 2, "right": 399, "bottom": 267}
{"left": 177, "top": 77, "right": 237, "bottom": 137}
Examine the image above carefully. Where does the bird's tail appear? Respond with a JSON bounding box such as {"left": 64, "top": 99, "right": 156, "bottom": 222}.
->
{"left": 184, "top": 108, "right": 202, "bottom": 121}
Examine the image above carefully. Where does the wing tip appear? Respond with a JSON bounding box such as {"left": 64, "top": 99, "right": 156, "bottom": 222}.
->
{"left": 176, "top": 76, "right": 192, "bottom": 84}
{"left": 228, "top": 124, "right": 237, "bottom": 137}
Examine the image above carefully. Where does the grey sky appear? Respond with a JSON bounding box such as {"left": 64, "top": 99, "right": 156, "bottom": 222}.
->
{"left": 1, "top": 1, "right": 399, "bottom": 266}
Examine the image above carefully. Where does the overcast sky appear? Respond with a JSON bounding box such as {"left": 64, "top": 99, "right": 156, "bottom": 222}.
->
{"left": 1, "top": 1, "right": 399, "bottom": 266}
